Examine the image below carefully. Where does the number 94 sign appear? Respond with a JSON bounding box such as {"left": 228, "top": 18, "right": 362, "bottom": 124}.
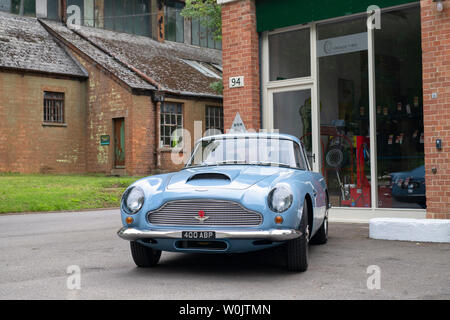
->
{"left": 229, "top": 76, "right": 244, "bottom": 88}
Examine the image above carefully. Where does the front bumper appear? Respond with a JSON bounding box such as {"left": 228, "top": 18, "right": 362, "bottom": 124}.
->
{"left": 117, "top": 227, "right": 301, "bottom": 242}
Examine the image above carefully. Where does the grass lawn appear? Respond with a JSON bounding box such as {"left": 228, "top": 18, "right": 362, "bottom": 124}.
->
{"left": 0, "top": 173, "right": 143, "bottom": 213}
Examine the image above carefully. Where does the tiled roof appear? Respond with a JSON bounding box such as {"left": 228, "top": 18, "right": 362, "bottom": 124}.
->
{"left": 41, "top": 20, "right": 222, "bottom": 98}
{"left": 40, "top": 19, "right": 155, "bottom": 91}
{"left": 0, "top": 12, "right": 86, "bottom": 78}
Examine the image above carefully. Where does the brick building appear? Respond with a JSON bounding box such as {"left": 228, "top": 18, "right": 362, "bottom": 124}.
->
{"left": 218, "top": 0, "right": 450, "bottom": 219}
{"left": 0, "top": 9, "right": 222, "bottom": 176}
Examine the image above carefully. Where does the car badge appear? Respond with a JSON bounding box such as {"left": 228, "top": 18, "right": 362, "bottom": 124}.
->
{"left": 195, "top": 210, "right": 209, "bottom": 223}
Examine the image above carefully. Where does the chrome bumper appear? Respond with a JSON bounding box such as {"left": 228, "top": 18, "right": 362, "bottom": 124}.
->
{"left": 117, "top": 227, "right": 301, "bottom": 242}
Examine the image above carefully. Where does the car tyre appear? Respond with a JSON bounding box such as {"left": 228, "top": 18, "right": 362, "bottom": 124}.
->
{"left": 286, "top": 201, "right": 309, "bottom": 272}
{"left": 310, "top": 196, "right": 328, "bottom": 245}
{"left": 130, "top": 241, "right": 162, "bottom": 267}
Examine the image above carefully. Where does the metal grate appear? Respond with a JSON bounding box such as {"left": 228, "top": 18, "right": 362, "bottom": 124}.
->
{"left": 43, "top": 92, "right": 64, "bottom": 123}
{"left": 148, "top": 200, "right": 263, "bottom": 227}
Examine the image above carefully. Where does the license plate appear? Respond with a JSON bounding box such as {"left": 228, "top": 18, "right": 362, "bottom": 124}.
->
{"left": 182, "top": 231, "right": 216, "bottom": 240}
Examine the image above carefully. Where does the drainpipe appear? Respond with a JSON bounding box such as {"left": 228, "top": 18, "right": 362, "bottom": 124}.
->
{"left": 152, "top": 92, "right": 164, "bottom": 171}
{"left": 156, "top": 101, "right": 162, "bottom": 170}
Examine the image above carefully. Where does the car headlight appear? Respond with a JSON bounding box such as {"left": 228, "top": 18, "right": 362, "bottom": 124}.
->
{"left": 122, "top": 186, "right": 145, "bottom": 214}
{"left": 268, "top": 185, "right": 293, "bottom": 213}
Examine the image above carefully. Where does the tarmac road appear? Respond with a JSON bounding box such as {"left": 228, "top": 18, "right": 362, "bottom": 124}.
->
{"left": 0, "top": 209, "right": 448, "bottom": 300}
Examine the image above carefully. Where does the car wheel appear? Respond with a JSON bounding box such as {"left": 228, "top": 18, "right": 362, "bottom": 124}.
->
{"left": 310, "top": 196, "right": 328, "bottom": 245}
{"left": 286, "top": 200, "right": 309, "bottom": 272}
{"left": 130, "top": 241, "right": 162, "bottom": 268}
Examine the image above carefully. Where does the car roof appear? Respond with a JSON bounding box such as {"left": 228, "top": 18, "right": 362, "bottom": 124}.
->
{"left": 197, "top": 132, "right": 302, "bottom": 145}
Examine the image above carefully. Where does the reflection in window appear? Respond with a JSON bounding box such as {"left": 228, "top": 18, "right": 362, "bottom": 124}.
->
{"left": 165, "top": 0, "right": 184, "bottom": 43}
{"left": 191, "top": 18, "right": 221, "bottom": 49}
{"left": 375, "top": 6, "right": 425, "bottom": 209}
{"left": 103, "top": 0, "right": 150, "bottom": 37}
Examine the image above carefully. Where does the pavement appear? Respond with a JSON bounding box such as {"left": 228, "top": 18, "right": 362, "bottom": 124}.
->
{"left": 0, "top": 209, "right": 449, "bottom": 300}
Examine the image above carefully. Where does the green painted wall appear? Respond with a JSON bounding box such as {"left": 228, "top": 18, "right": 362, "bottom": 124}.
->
{"left": 256, "top": 0, "right": 418, "bottom": 32}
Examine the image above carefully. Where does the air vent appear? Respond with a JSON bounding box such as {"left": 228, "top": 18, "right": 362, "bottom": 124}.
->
{"left": 187, "top": 173, "right": 231, "bottom": 183}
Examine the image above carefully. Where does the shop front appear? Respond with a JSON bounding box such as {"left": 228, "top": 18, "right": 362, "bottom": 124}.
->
{"left": 261, "top": 2, "right": 425, "bottom": 214}
{"left": 219, "top": 0, "right": 450, "bottom": 218}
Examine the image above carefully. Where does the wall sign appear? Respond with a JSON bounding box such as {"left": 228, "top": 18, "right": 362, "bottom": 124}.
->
{"left": 229, "top": 112, "right": 246, "bottom": 133}
{"left": 100, "top": 135, "right": 110, "bottom": 146}
{"left": 229, "top": 76, "right": 244, "bottom": 88}
{"left": 317, "top": 32, "right": 368, "bottom": 57}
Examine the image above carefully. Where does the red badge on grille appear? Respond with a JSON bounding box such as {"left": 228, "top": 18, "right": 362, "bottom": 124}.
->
{"left": 195, "top": 210, "right": 209, "bottom": 223}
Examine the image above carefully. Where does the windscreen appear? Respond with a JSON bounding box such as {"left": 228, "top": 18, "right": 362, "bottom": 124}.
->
{"left": 186, "top": 137, "right": 307, "bottom": 170}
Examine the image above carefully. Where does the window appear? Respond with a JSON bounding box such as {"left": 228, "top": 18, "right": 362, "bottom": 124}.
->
{"left": 317, "top": 17, "right": 371, "bottom": 208}
{"left": 160, "top": 102, "right": 183, "bottom": 147}
{"left": 103, "top": 0, "right": 151, "bottom": 37}
{"left": 205, "top": 106, "right": 223, "bottom": 134}
{"left": 191, "top": 18, "right": 222, "bottom": 49}
{"left": 374, "top": 6, "right": 424, "bottom": 209}
{"left": 165, "top": 0, "right": 184, "bottom": 43}
{"left": 43, "top": 92, "right": 65, "bottom": 124}
{"left": 9, "top": 0, "right": 35, "bottom": 16}
{"left": 269, "top": 28, "right": 310, "bottom": 81}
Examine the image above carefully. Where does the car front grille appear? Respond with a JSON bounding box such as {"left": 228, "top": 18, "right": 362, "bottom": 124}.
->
{"left": 147, "top": 199, "right": 263, "bottom": 227}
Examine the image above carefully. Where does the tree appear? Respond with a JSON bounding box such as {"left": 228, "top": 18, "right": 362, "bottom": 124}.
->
{"left": 181, "top": 0, "right": 223, "bottom": 95}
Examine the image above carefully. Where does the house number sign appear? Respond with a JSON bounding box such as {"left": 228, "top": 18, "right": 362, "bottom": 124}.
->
{"left": 229, "top": 76, "right": 244, "bottom": 88}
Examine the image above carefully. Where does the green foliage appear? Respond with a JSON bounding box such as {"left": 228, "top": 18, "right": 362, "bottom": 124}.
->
{"left": 0, "top": 174, "right": 142, "bottom": 213}
{"left": 181, "top": 0, "right": 222, "bottom": 40}
{"left": 210, "top": 80, "right": 224, "bottom": 95}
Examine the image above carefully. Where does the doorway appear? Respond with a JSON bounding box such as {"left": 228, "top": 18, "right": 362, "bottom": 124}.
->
{"left": 268, "top": 87, "right": 316, "bottom": 170}
{"left": 114, "top": 118, "right": 125, "bottom": 168}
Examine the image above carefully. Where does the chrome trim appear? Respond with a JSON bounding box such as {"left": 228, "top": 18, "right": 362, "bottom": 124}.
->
{"left": 147, "top": 199, "right": 263, "bottom": 227}
{"left": 118, "top": 227, "right": 301, "bottom": 242}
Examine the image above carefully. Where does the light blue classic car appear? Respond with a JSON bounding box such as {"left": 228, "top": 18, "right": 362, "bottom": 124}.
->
{"left": 118, "top": 133, "right": 329, "bottom": 272}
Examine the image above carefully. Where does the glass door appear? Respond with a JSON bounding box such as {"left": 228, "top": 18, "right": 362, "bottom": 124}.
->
{"left": 268, "top": 87, "right": 316, "bottom": 170}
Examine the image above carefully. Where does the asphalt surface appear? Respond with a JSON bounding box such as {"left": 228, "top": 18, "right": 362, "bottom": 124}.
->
{"left": 0, "top": 209, "right": 449, "bottom": 300}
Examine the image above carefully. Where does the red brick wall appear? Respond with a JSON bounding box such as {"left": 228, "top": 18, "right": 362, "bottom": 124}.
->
{"left": 421, "top": 0, "right": 450, "bottom": 218}
{"left": 222, "top": 0, "right": 260, "bottom": 131}
{"left": 0, "top": 71, "right": 87, "bottom": 174}
{"left": 71, "top": 51, "right": 156, "bottom": 176}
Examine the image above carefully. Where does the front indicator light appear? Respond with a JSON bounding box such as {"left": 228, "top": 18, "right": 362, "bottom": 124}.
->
{"left": 126, "top": 216, "right": 134, "bottom": 224}
{"left": 275, "top": 216, "right": 283, "bottom": 224}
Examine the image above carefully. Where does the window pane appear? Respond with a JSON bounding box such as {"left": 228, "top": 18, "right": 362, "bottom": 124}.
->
{"left": 205, "top": 106, "right": 224, "bottom": 133}
{"left": 269, "top": 28, "right": 310, "bottom": 81}
{"left": 192, "top": 19, "right": 200, "bottom": 46}
{"left": 375, "top": 6, "right": 425, "bottom": 209}
{"left": 165, "top": 0, "right": 184, "bottom": 43}
{"left": 273, "top": 90, "right": 312, "bottom": 167}
{"left": 318, "top": 17, "right": 371, "bottom": 208}
{"left": 46, "top": 0, "right": 59, "bottom": 20}
{"left": 175, "top": 7, "right": 184, "bottom": 43}
{"left": 200, "top": 23, "right": 207, "bottom": 47}
{"left": 160, "top": 102, "right": 183, "bottom": 147}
